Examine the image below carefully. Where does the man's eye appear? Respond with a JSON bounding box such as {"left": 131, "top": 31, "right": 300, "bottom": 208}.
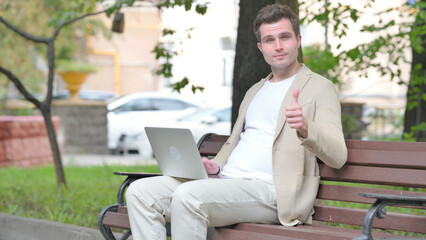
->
{"left": 265, "top": 38, "right": 274, "bottom": 43}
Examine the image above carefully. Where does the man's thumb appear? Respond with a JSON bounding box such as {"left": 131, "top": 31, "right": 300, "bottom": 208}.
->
{"left": 292, "top": 88, "right": 299, "bottom": 104}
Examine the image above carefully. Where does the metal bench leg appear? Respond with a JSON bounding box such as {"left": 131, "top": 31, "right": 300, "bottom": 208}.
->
{"left": 98, "top": 204, "right": 120, "bottom": 240}
{"left": 120, "top": 230, "right": 131, "bottom": 240}
{"left": 353, "top": 200, "right": 387, "bottom": 240}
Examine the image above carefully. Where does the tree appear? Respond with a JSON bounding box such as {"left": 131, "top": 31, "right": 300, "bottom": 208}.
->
{"left": 0, "top": 2, "right": 113, "bottom": 188}
{"left": 0, "top": 0, "right": 208, "bottom": 187}
{"left": 403, "top": 0, "right": 426, "bottom": 141}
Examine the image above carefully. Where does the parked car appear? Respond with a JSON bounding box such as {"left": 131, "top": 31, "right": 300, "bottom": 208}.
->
{"left": 53, "top": 89, "right": 116, "bottom": 101}
{"left": 115, "top": 106, "right": 231, "bottom": 158}
{"left": 107, "top": 92, "right": 204, "bottom": 153}
{"left": 171, "top": 106, "right": 231, "bottom": 141}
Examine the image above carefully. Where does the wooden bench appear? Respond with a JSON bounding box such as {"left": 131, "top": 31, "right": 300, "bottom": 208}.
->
{"left": 98, "top": 133, "right": 426, "bottom": 240}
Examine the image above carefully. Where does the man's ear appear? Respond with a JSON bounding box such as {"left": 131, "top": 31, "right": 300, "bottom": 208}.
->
{"left": 257, "top": 42, "right": 263, "bottom": 52}
{"left": 297, "top": 34, "right": 302, "bottom": 48}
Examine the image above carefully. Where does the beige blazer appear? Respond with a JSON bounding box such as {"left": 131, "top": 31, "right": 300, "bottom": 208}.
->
{"left": 212, "top": 64, "right": 348, "bottom": 226}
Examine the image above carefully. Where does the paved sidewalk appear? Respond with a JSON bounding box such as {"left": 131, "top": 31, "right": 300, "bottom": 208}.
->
{"left": 0, "top": 212, "right": 124, "bottom": 240}
{"left": 62, "top": 154, "right": 157, "bottom": 166}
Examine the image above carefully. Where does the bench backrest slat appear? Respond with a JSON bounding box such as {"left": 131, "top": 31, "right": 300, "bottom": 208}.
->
{"left": 199, "top": 141, "right": 227, "bottom": 156}
{"left": 346, "top": 149, "right": 426, "bottom": 169}
{"left": 317, "top": 184, "right": 426, "bottom": 205}
{"left": 345, "top": 139, "right": 426, "bottom": 152}
{"left": 345, "top": 140, "right": 426, "bottom": 169}
{"left": 198, "top": 134, "right": 229, "bottom": 156}
{"left": 319, "top": 164, "right": 426, "bottom": 188}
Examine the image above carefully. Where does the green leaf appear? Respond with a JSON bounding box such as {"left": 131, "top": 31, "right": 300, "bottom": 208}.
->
{"left": 170, "top": 77, "right": 189, "bottom": 93}
{"left": 195, "top": 4, "right": 208, "bottom": 15}
{"left": 191, "top": 85, "right": 205, "bottom": 93}
{"left": 350, "top": 10, "right": 359, "bottom": 22}
{"left": 105, "top": 6, "right": 116, "bottom": 17}
{"left": 184, "top": 0, "right": 193, "bottom": 11}
{"left": 127, "top": 0, "right": 136, "bottom": 6}
{"left": 414, "top": 63, "right": 423, "bottom": 71}
{"left": 157, "top": 62, "right": 173, "bottom": 78}
{"left": 407, "top": 101, "right": 418, "bottom": 111}
{"left": 162, "top": 28, "right": 176, "bottom": 36}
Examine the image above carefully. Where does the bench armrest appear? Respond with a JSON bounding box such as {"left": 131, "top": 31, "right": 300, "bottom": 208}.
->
{"left": 353, "top": 192, "right": 426, "bottom": 240}
{"left": 113, "top": 172, "right": 162, "bottom": 205}
{"left": 359, "top": 192, "right": 426, "bottom": 204}
{"left": 113, "top": 171, "right": 162, "bottom": 178}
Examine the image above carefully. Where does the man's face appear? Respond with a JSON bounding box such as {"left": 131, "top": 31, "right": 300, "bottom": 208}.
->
{"left": 257, "top": 18, "right": 301, "bottom": 71}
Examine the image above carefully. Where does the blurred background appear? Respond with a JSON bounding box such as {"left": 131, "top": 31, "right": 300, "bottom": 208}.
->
{"left": 1, "top": 0, "right": 423, "bottom": 161}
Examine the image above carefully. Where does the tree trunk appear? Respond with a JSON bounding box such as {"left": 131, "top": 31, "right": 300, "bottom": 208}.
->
{"left": 39, "top": 102, "right": 67, "bottom": 187}
{"left": 231, "top": 0, "right": 301, "bottom": 127}
{"left": 231, "top": 0, "right": 275, "bottom": 127}
{"left": 403, "top": 0, "right": 426, "bottom": 142}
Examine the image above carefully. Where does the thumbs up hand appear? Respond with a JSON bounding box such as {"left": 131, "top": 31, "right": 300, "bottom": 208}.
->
{"left": 285, "top": 88, "right": 308, "bottom": 138}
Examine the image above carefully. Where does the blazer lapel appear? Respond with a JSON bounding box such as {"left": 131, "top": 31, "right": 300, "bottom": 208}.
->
{"left": 274, "top": 64, "right": 312, "bottom": 141}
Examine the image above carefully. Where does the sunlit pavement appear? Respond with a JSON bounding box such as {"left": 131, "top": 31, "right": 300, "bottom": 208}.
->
{"left": 0, "top": 212, "right": 126, "bottom": 240}
{"left": 62, "top": 154, "right": 157, "bottom": 167}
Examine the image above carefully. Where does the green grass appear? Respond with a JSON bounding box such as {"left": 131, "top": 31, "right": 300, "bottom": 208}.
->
{"left": 1, "top": 165, "right": 424, "bottom": 238}
{"left": 0, "top": 164, "right": 160, "bottom": 229}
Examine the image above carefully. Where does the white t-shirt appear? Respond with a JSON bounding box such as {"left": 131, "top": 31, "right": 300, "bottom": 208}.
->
{"left": 220, "top": 75, "right": 296, "bottom": 183}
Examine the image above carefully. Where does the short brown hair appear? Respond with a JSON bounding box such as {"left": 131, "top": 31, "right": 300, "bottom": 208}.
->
{"left": 253, "top": 4, "right": 300, "bottom": 42}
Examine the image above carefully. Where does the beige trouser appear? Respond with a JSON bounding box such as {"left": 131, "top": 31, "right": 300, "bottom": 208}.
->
{"left": 125, "top": 176, "right": 279, "bottom": 240}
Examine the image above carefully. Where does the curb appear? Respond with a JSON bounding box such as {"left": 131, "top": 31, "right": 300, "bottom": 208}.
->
{"left": 0, "top": 213, "right": 111, "bottom": 240}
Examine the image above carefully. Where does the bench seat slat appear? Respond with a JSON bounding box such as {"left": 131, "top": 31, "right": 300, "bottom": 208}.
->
{"left": 118, "top": 205, "right": 127, "bottom": 214}
{"left": 217, "top": 228, "right": 300, "bottom": 240}
{"left": 103, "top": 212, "right": 130, "bottom": 229}
{"left": 313, "top": 205, "right": 426, "bottom": 233}
{"left": 232, "top": 223, "right": 397, "bottom": 240}
{"left": 319, "top": 164, "right": 426, "bottom": 188}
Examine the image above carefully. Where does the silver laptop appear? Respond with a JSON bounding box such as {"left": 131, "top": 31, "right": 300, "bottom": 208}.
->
{"left": 145, "top": 127, "right": 209, "bottom": 180}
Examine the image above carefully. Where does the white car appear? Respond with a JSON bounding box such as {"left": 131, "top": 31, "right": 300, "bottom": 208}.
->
{"left": 116, "top": 107, "right": 231, "bottom": 158}
{"left": 171, "top": 107, "right": 231, "bottom": 142}
{"left": 107, "top": 92, "right": 204, "bottom": 153}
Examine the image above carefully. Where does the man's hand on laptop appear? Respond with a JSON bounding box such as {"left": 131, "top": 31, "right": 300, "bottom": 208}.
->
{"left": 202, "top": 157, "right": 220, "bottom": 175}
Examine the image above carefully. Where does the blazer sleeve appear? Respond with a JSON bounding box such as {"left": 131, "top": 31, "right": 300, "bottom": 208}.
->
{"left": 299, "top": 79, "right": 348, "bottom": 169}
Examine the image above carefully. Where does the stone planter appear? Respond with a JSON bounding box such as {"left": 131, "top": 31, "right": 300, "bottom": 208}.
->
{"left": 52, "top": 100, "right": 109, "bottom": 154}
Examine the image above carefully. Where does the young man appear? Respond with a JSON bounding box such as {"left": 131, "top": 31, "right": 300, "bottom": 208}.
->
{"left": 126, "top": 4, "right": 347, "bottom": 240}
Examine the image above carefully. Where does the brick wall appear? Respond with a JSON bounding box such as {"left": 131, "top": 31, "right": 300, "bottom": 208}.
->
{"left": 0, "top": 116, "right": 59, "bottom": 168}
